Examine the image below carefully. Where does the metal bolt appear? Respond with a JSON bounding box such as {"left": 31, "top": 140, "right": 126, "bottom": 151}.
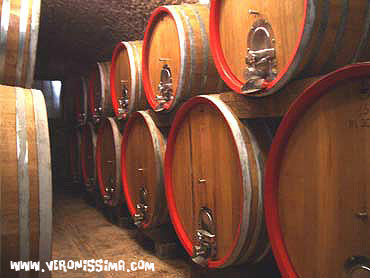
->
{"left": 248, "top": 9, "right": 260, "bottom": 15}
{"left": 356, "top": 209, "right": 368, "bottom": 220}
{"left": 198, "top": 179, "right": 206, "bottom": 184}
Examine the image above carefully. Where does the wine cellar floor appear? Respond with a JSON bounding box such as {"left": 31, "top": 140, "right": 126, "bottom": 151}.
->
{"left": 52, "top": 187, "right": 191, "bottom": 278}
{"left": 52, "top": 186, "right": 280, "bottom": 278}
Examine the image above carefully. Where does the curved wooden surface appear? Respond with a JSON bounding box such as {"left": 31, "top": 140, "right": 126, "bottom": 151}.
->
{"left": 122, "top": 111, "right": 168, "bottom": 229}
{"left": 69, "top": 127, "right": 81, "bottom": 184}
{"left": 165, "top": 95, "right": 271, "bottom": 268}
{"left": 0, "top": 86, "right": 52, "bottom": 277}
{"left": 210, "top": 0, "right": 370, "bottom": 95}
{"left": 89, "top": 61, "right": 113, "bottom": 122}
{"left": 110, "top": 41, "right": 148, "bottom": 119}
{"left": 265, "top": 63, "right": 370, "bottom": 278}
{"left": 96, "top": 117, "right": 122, "bottom": 207}
{"left": 0, "top": 0, "right": 41, "bottom": 88}
{"left": 81, "top": 122, "right": 97, "bottom": 192}
{"left": 143, "top": 4, "right": 226, "bottom": 112}
{"left": 71, "top": 77, "right": 89, "bottom": 126}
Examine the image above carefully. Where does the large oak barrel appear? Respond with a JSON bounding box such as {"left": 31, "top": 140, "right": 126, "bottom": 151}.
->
{"left": 68, "top": 128, "right": 81, "bottom": 184}
{"left": 165, "top": 95, "right": 272, "bottom": 268}
{"left": 265, "top": 63, "right": 370, "bottom": 278}
{"left": 89, "top": 62, "right": 113, "bottom": 123}
{"left": 0, "top": 0, "right": 41, "bottom": 88}
{"left": 0, "top": 86, "right": 52, "bottom": 277}
{"left": 142, "top": 4, "right": 226, "bottom": 112}
{"left": 81, "top": 122, "right": 97, "bottom": 192}
{"left": 96, "top": 117, "right": 122, "bottom": 207}
{"left": 210, "top": 0, "right": 370, "bottom": 96}
{"left": 110, "top": 41, "right": 149, "bottom": 120}
{"left": 122, "top": 111, "right": 168, "bottom": 229}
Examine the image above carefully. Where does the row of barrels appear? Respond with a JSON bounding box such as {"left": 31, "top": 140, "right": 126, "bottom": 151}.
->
{"left": 69, "top": 63, "right": 370, "bottom": 277}
{"left": 63, "top": 0, "right": 370, "bottom": 127}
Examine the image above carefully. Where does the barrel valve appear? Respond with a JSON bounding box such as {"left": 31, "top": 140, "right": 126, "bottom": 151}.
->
{"left": 103, "top": 177, "right": 115, "bottom": 204}
{"left": 345, "top": 256, "right": 370, "bottom": 277}
{"left": 133, "top": 187, "right": 149, "bottom": 227}
{"left": 156, "top": 64, "right": 174, "bottom": 111}
{"left": 192, "top": 208, "right": 217, "bottom": 266}
{"left": 117, "top": 81, "right": 129, "bottom": 119}
{"left": 86, "top": 177, "right": 95, "bottom": 192}
{"left": 78, "top": 112, "right": 87, "bottom": 126}
{"left": 243, "top": 19, "right": 277, "bottom": 94}
{"left": 92, "top": 107, "right": 103, "bottom": 124}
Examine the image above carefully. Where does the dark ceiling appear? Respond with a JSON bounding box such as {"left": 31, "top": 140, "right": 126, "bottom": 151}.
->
{"left": 35, "top": 0, "right": 199, "bottom": 80}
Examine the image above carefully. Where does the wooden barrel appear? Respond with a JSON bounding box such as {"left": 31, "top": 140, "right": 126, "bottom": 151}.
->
{"left": 89, "top": 62, "right": 113, "bottom": 123}
{"left": 0, "top": 0, "right": 41, "bottom": 88}
{"left": 122, "top": 111, "right": 168, "bottom": 229}
{"left": 210, "top": 0, "right": 370, "bottom": 96}
{"left": 142, "top": 4, "right": 226, "bottom": 112}
{"left": 96, "top": 117, "right": 122, "bottom": 207}
{"left": 0, "top": 86, "right": 52, "bottom": 277}
{"left": 165, "top": 95, "right": 272, "bottom": 268}
{"left": 73, "top": 77, "right": 89, "bottom": 125}
{"left": 81, "top": 122, "right": 97, "bottom": 192}
{"left": 110, "top": 41, "right": 149, "bottom": 120}
{"left": 69, "top": 128, "right": 82, "bottom": 184}
{"left": 265, "top": 63, "right": 370, "bottom": 278}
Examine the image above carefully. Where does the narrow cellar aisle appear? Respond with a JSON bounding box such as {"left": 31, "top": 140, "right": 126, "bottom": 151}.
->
{"left": 52, "top": 187, "right": 191, "bottom": 278}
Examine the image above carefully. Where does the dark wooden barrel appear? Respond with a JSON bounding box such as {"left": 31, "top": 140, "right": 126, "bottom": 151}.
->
{"left": 70, "top": 77, "right": 89, "bottom": 126}
{"left": 165, "top": 95, "right": 272, "bottom": 268}
{"left": 110, "top": 41, "right": 149, "bottom": 120}
{"left": 0, "top": 86, "right": 52, "bottom": 277}
{"left": 210, "top": 0, "right": 370, "bottom": 96}
{"left": 122, "top": 111, "right": 168, "bottom": 229}
{"left": 89, "top": 62, "right": 113, "bottom": 123}
{"left": 96, "top": 117, "right": 122, "bottom": 207}
{"left": 81, "top": 122, "right": 97, "bottom": 192}
{"left": 142, "top": 4, "right": 226, "bottom": 112}
{"left": 265, "top": 63, "right": 370, "bottom": 278}
{"left": 69, "top": 127, "right": 82, "bottom": 184}
{"left": 0, "top": 0, "right": 41, "bottom": 88}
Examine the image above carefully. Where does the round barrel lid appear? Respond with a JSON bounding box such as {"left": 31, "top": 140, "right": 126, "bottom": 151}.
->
{"left": 265, "top": 63, "right": 370, "bottom": 278}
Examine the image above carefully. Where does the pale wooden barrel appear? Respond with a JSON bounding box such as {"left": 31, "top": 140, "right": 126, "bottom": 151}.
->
{"left": 80, "top": 122, "right": 97, "bottom": 192}
{"left": 89, "top": 61, "right": 113, "bottom": 123}
{"left": 110, "top": 41, "right": 149, "bottom": 120}
{"left": 142, "top": 4, "right": 227, "bottom": 112}
{"left": 0, "top": 0, "right": 41, "bottom": 88}
{"left": 96, "top": 117, "right": 122, "bottom": 207}
{"left": 265, "top": 63, "right": 370, "bottom": 278}
{"left": 210, "top": 0, "right": 370, "bottom": 96}
{"left": 122, "top": 111, "right": 168, "bottom": 229}
{"left": 165, "top": 95, "right": 272, "bottom": 268}
{"left": 0, "top": 86, "right": 52, "bottom": 277}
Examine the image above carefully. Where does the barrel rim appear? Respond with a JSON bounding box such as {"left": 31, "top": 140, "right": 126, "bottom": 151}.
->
{"left": 81, "top": 122, "right": 97, "bottom": 188}
{"left": 121, "top": 111, "right": 162, "bottom": 229}
{"left": 164, "top": 95, "right": 252, "bottom": 268}
{"left": 142, "top": 6, "right": 185, "bottom": 112}
{"left": 209, "top": 0, "right": 310, "bottom": 95}
{"left": 264, "top": 63, "right": 370, "bottom": 278}
{"left": 89, "top": 68, "right": 97, "bottom": 115}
